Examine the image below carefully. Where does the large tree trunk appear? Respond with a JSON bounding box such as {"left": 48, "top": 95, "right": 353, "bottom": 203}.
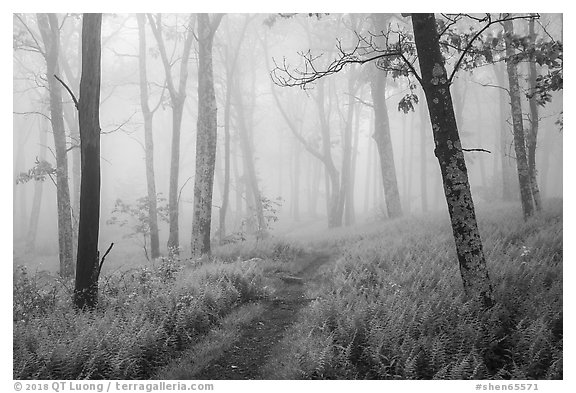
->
{"left": 36, "top": 13, "right": 74, "bottom": 278}
{"left": 136, "top": 14, "right": 160, "bottom": 259}
{"left": 190, "top": 14, "right": 223, "bottom": 257}
{"left": 74, "top": 13, "right": 102, "bottom": 310}
{"left": 503, "top": 18, "right": 534, "bottom": 220}
{"left": 337, "top": 70, "right": 356, "bottom": 227}
{"left": 412, "top": 13, "right": 493, "bottom": 307}
{"left": 527, "top": 18, "right": 542, "bottom": 212}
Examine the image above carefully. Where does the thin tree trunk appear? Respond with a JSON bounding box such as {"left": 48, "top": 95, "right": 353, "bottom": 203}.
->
{"left": 503, "top": 18, "right": 534, "bottom": 219}
{"left": 419, "top": 96, "right": 428, "bottom": 213}
{"left": 292, "top": 138, "right": 301, "bottom": 222}
{"left": 407, "top": 113, "right": 415, "bottom": 214}
{"left": 338, "top": 75, "right": 355, "bottom": 227}
{"left": 371, "top": 14, "right": 403, "bottom": 219}
{"left": 412, "top": 13, "right": 493, "bottom": 307}
{"left": 347, "top": 90, "right": 362, "bottom": 225}
{"left": 37, "top": 13, "right": 74, "bottom": 278}
{"left": 26, "top": 120, "right": 47, "bottom": 251}
{"left": 136, "top": 14, "right": 160, "bottom": 259}
{"left": 527, "top": 18, "right": 542, "bottom": 211}
{"left": 494, "top": 63, "right": 516, "bottom": 201}
{"left": 148, "top": 13, "right": 194, "bottom": 256}
{"left": 190, "top": 13, "right": 223, "bottom": 257}
{"left": 74, "top": 13, "right": 102, "bottom": 310}
{"left": 233, "top": 75, "right": 266, "bottom": 235}
{"left": 364, "top": 117, "right": 373, "bottom": 214}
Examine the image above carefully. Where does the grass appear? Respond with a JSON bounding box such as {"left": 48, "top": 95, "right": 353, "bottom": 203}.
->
{"left": 13, "top": 201, "right": 562, "bottom": 380}
{"left": 266, "top": 200, "right": 562, "bottom": 380}
{"left": 13, "top": 237, "right": 304, "bottom": 380}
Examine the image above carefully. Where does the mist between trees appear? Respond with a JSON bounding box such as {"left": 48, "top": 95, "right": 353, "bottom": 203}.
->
{"left": 13, "top": 13, "right": 562, "bottom": 308}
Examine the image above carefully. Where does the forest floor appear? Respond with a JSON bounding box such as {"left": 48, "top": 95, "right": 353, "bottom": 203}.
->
{"left": 161, "top": 250, "right": 333, "bottom": 380}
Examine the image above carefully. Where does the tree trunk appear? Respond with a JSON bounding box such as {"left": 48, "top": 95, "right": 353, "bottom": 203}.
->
{"left": 62, "top": 104, "right": 80, "bottom": 253}
{"left": 527, "top": 18, "right": 542, "bottom": 212}
{"left": 338, "top": 71, "right": 356, "bottom": 227}
{"left": 26, "top": 121, "right": 47, "bottom": 251}
{"left": 74, "top": 13, "right": 102, "bottom": 310}
{"left": 36, "top": 13, "right": 74, "bottom": 278}
{"left": 292, "top": 138, "right": 301, "bottom": 222}
{"left": 503, "top": 18, "right": 534, "bottom": 219}
{"left": 364, "top": 116, "right": 374, "bottom": 214}
{"left": 233, "top": 75, "right": 267, "bottom": 235}
{"left": 494, "top": 64, "right": 514, "bottom": 201}
{"left": 317, "top": 80, "right": 341, "bottom": 227}
{"left": 419, "top": 96, "right": 429, "bottom": 213}
{"left": 370, "top": 14, "right": 403, "bottom": 219}
{"left": 191, "top": 14, "right": 223, "bottom": 257}
{"left": 493, "top": 63, "right": 516, "bottom": 201}
{"left": 148, "top": 14, "right": 195, "bottom": 256}
{"left": 136, "top": 14, "right": 160, "bottom": 259}
{"left": 412, "top": 13, "right": 493, "bottom": 307}
{"left": 167, "top": 101, "right": 183, "bottom": 255}
{"left": 219, "top": 66, "right": 232, "bottom": 243}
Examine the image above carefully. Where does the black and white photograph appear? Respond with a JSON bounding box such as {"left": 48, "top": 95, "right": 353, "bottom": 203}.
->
{"left": 10, "top": 4, "right": 565, "bottom": 389}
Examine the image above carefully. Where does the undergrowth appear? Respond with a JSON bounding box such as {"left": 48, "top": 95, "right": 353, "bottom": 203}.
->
{"left": 271, "top": 201, "right": 562, "bottom": 380}
{"left": 13, "top": 238, "right": 304, "bottom": 380}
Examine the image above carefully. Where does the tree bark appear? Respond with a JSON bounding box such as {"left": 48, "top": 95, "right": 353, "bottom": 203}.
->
{"left": 36, "top": 13, "right": 74, "bottom": 278}
{"left": 503, "top": 18, "right": 534, "bottom": 219}
{"left": 527, "top": 17, "right": 542, "bottom": 212}
{"left": 190, "top": 13, "right": 223, "bottom": 257}
{"left": 136, "top": 14, "right": 160, "bottom": 259}
{"left": 74, "top": 13, "right": 102, "bottom": 310}
{"left": 412, "top": 13, "right": 494, "bottom": 307}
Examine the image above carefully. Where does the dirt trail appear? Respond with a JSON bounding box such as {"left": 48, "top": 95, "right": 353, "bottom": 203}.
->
{"left": 193, "top": 251, "right": 332, "bottom": 380}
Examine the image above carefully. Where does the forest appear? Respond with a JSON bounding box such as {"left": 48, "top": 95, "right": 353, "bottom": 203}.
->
{"left": 12, "top": 13, "right": 562, "bottom": 381}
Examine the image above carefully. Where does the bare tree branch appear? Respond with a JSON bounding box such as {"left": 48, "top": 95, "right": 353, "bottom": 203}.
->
{"left": 54, "top": 74, "right": 79, "bottom": 109}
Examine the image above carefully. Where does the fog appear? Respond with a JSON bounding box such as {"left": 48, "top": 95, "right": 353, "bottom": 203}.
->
{"left": 13, "top": 13, "right": 563, "bottom": 271}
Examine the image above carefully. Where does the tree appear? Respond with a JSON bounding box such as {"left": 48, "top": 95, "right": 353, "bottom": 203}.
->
{"left": 264, "top": 27, "right": 342, "bottom": 228}
{"left": 493, "top": 62, "right": 517, "bottom": 201}
{"left": 411, "top": 13, "right": 493, "bottom": 307}
{"left": 35, "top": 13, "right": 75, "bottom": 277}
{"left": 190, "top": 13, "right": 224, "bottom": 257}
{"left": 270, "top": 12, "right": 514, "bottom": 306}
{"left": 136, "top": 14, "right": 161, "bottom": 259}
{"left": 369, "top": 13, "right": 403, "bottom": 219}
{"left": 26, "top": 116, "right": 48, "bottom": 251}
{"left": 217, "top": 15, "right": 252, "bottom": 243}
{"left": 232, "top": 70, "right": 267, "bottom": 236}
{"left": 148, "top": 14, "right": 195, "bottom": 256}
{"left": 526, "top": 17, "right": 542, "bottom": 212}
{"left": 74, "top": 13, "right": 103, "bottom": 310}
{"left": 503, "top": 18, "right": 534, "bottom": 220}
